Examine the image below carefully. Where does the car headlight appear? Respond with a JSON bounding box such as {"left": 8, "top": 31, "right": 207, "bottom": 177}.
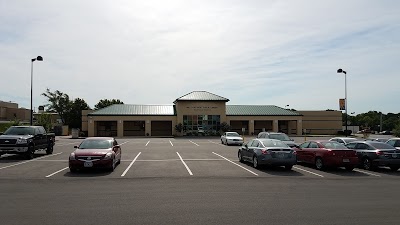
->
{"left": 103, "top": 152, "right": 113, "bottom": 159}
{"left": 69, "top": 152, "right": 76, "bottom": 160}
{"left": 16, "top": 139, "right": 28, "bottom": 144}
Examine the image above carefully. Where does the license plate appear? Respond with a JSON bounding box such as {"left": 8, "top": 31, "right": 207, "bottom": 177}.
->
{"left": 393, "top": 154, "right": 398, "bottom": 158}
{"left": 277, "top": 153, "right": 285, "bottom": 158}
{"left": 343, "top": 159, "right": 350, "bottom": 162}
{"left": 84, "top": 161, "right": 93, "bottom": 167}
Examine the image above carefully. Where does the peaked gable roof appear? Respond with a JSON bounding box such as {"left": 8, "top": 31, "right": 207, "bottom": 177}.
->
{"left": 174, "top": 91, "right": 229, "bottom": 103}
{"left": 89, "top": 104, "right": 175, "bottom": 116}
{"left": 226, "top": 105, "right": 301, "bottom": 116}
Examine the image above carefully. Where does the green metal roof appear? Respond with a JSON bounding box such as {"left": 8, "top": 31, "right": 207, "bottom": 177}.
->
{"left": 89, "top": 105, "right": 176, "bottom": 116}
{"left": 174, "top": 91, "right": 229, "bottom": 103}
{"left": 226, "top": 105, "right": 302, "bottom": 116}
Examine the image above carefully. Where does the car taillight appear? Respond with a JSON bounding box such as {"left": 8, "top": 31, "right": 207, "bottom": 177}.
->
{"left": 261, "top": 149, "right": 269, "bottom": 155}
{"left": 376, "top": 151, "right": 384, "bottom": 155}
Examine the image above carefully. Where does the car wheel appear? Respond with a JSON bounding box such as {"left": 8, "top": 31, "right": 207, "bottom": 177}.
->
{"left": 25, "top": 146, "right": 35, "bottom": 160}
{"left": 390, "top": 166, "right": 399, "bottom": 171}
{"left": 109, "top": 158, "right": 116, "bottom": 172}
{"left": 362, "top": 157, "right": 373, "bottom": 170}
{"left": 46, "top": 143, "right": 53, "bottom": 155}
{"left": 345, "top": 166, "right": 354, "bottom": 171}
{"left": 225, "top": 140, "right": 229, "bottom": 146}
{"left": 238, "top": 151, "right": 244, "bottom": 163}
{"left": 285, "top": 165, "right": 293, "bottom": 170}
{"left": 253, "top": 156, "right": 259, "bottom": 169}
{"left": 315, "top": 157, "right": 324, "bottom": 170}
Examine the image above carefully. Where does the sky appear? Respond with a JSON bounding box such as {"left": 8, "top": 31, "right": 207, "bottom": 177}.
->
{"left": 1, "top": 0, "right": 399, "bottom": 114}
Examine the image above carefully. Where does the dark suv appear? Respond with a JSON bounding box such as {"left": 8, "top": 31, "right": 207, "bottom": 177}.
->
{"left": 257, "top": 132, "right": 297, "bottom": 148}
{"left": 346, "top": 141, "right": 400, "bottom": 171}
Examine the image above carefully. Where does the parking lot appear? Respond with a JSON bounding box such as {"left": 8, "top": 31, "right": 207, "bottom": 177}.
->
{"left": 1, "top": 136, "right": 399, "bottom": 180}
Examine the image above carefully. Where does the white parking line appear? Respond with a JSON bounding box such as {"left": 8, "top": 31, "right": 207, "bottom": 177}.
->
{"left": 145, "top": 141, "right": 150, "bottom": 146}
{"left": 354, "top": 169, "right": 381, "bottom": 177}
{"left": 212, "top": 152, "right": 258, "bottom": 176}
{"left": 208, "top": 140, "right": 221, "bottom": 145}
{"left": 176, "top": 152, "right": 193, "bottom": 175}
{"left": 189, "top": 140, "right": 199, "bottom": 146}
{"left": 169, "top": 140, "right": 174, "bottom": 146}
{"left": 45, "top": 167, "right": 69, "bottom": 178}
{"left": 55, "top": 142, "right": 81, "bottom": 147}
{"left": 119, "top": 141, "right": 129, "bottom": 146}
{"left": 0, "top": 152, "right": 63, "bottom": 170}
{"left": 121, "top": 152, "right": 141, "bottom": 177}
{"left": 293, "top": 166, "right": 324, "bottom": 177}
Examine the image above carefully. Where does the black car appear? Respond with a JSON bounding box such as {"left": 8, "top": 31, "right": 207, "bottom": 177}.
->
{"left": 345, "top": 141, "right": 400, "bottom": 171}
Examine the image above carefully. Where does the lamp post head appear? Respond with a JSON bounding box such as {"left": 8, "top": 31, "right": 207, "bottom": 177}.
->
{"left": 337, "top": 68, "right": 346, "bottom": 74}
{"left": 32, "top": 56, "right": 43, "bottom": 62}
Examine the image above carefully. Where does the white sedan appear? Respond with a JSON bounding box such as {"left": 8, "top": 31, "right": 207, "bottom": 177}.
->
{"left": 221, "top": 132, "right": 243, "bottom": 146}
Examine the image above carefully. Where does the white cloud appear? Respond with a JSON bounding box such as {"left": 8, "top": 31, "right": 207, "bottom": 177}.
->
{"left": 0, "top": 0, "right": 399, "bottom": 114}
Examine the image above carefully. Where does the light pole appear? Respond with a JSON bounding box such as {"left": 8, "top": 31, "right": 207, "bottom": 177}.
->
{"left": 31, "top": 56, "right": 43, "bottom": 125}
{"left": 337, "top": 68, "right": 347, "bottom": 136}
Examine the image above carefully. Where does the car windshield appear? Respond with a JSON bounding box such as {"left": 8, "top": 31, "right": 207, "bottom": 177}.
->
{"left": 3, "top": 127, "right": 35, "bottom": 135}
{"left": 321, "top": 141, "right": 348, "bottom": 149}
{"left": 79, "top": 139, "right": 112, "bottom": 149}
{"left": 370, "top": 142, "right": 396, "bottom": 150}
{"left": 261, "top": 139, "right": 289, "bottom": 148}
{"left": 268, "top": 133, "right": 291, "bottom": 141}
{"left": 342, "top": 138, "right": 357, "bottom": 142}
{"left": 227, "top": 133, "right": 240, "bottom": 137}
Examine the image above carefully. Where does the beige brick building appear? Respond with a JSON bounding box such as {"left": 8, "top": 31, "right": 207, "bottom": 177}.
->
{"left": 82, "top": 91, "right": 342, "bottom": 137}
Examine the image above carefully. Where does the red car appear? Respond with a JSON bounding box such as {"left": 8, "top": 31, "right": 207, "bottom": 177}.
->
{"left": 296, "top": 140, "right": 358, "bottom": 171}
{"left": 69, "top": 137, "right": 122, "bottom": 172}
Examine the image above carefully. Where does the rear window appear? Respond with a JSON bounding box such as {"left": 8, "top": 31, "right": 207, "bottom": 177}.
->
{"left": 268, "top": 133, "right": 291, "bottom": 141}
{"left": 321, "top": 141, "right": 348, "bottom": 149}
{"left": 261, "top": 139, "right": 289, "bottom": 148}
{"left": 370, "top": 142, "right": 396, "bottom": 150}
{"left": 227, "top": 132, "right": 240, "bottom": 137}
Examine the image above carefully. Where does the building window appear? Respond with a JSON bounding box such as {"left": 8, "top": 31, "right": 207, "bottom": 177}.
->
{"left": 183, "top": 115, "right": 220, "bottom": 136}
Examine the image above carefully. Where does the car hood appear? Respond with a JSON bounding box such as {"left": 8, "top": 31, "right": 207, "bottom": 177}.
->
{"left": 0, "top": 135, "right": 32, "bottom": 140}
{"left": 73, "top": 148, "right": 111, "bottom": 156}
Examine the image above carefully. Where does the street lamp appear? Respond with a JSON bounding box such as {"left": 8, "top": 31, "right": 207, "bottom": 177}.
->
{"left": 31, "top": 56, "right": 43, "bottom": 125}
{"left": 337, "top": 68, "right": 348, "bottom": 136}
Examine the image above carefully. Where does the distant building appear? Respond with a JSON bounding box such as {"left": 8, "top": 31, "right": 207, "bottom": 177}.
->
{"left": 81, "top": 91, "right": 342, "bottom": 137}
{"left": 0, "top": 100, "right": 30, "bottom": 123}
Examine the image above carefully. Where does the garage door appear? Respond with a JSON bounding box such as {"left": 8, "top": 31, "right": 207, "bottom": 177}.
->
{"left": 151, "top": 121, "right": 172, "bottom": 136}
{"left": 97, "top": 121, "right": 117, "bottom": 137}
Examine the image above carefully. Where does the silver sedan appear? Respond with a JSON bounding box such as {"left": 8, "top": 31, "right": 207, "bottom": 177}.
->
{"left": 220, "top": 132, "right": 244, "bottom": 146}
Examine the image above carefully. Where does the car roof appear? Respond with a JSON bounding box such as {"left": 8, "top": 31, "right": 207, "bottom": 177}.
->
{"left": 84, "top": 137, "right": 114, "bottom": 140}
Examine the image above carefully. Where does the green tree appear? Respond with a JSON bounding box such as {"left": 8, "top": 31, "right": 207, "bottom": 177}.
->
{"left": 35, "top": 113, "right": 53, "bottom": 132}
{"left": 68, "top": 98, "right": 91, "bottom": 129}
{"left": 393, "top": 122, "right": 400, "bottom": 137}
{"left": 220, "top": 122, "right": 231, "bottom": 133}
{"left": 94, "top": 99, "right": 124, "bottom": 110}
{"left": 42, "top": 88, "right": 72, "bottom": 125}
{"left": 42, "top": 89, "right": 91, "bottom": 129}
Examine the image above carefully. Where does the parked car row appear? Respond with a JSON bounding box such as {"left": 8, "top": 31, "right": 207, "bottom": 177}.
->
{"left": 236, "top": 136, "right": 400, "bottom": 172}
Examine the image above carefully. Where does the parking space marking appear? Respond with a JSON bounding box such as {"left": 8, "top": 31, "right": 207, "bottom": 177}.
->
{"left": 121, "top": 152, "right": 141, "bottom": 177}
{"left": 176, "top": 152, "right": 193, "bottom": 175}
{"left": 189, "top": 140, "right": 199, "bottom": 146}
{"left": 354, "top": 169, "right": 381, "bottom": 177}
{"left": 145, "top": 141, "right": 150, "bottom": 146}
{"left": 293, "top": 166, "right": 324, "bottom": 177}
{"left": 55, "top": 142, "right": 81, "bottom": 147}
{"left": 169, "top": 140, "right": 174, "bottom": 146}
{"left": 0, "top": 152, "right": 63, "bottom": 170}
{"left": 208, "top": 140, "right": 221, "bottom": 145}
{"left": 45, "top": 167, "right": 69, "bottom": 178}
{"left": 119, "top": 141, "right": 129, "bottom": 146}
{"left": 212, "top": 152, "right": 258, "bottom": 176}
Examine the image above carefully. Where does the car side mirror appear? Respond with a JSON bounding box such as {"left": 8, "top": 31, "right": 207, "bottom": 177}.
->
{"left": 74, "top": 146, "right": 78, "bottom": 149}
